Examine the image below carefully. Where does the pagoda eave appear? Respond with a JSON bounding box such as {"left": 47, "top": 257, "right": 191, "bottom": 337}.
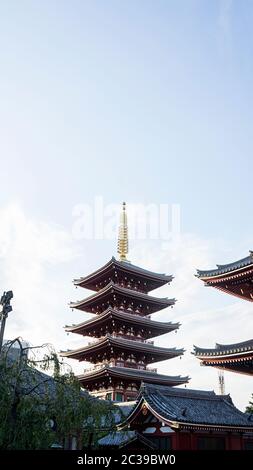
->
{"left": 70, "top": 282, "right": 175, "bottom": 314}
{"left": 65, "top": 307, "right": 180, "bottom": 338}
{"left": 60, "top": 335, "right": 184, "bottom": 363}
{"left": 78, "top": 366, "right": 189, "bottom": 388}
{"left": 74, "top": 257, "right": 172, "bottom": 292}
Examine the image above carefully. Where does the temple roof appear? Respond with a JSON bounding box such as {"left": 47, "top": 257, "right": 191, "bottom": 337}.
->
{"left": 193, "top": 340, "right": 253, "bottom": 376}
{"left": 196, "top": 251, "right": 253, "bottom": 278}
{"left": 70, "top": 281, "right": 175, "bottom": 314}
{"left": 98, "top": 431, "right": 157, "bottom": 449}
{"left": 65, "top": 307, "right": 179, "bottom": 338}
{"left": 60, "top": 334, "right": 184, "bottom": 362}
{"left": 196, "top": 251, "right": 253, "bottom": 301}
{"left": 122, "top": 383, "right": 253, "bottom": 431}
{"left": 74, "top": 257, "right": 172, "bottom": 292}
{"left": 78, "top": 365, "right": 189, "bottom": 386}
{"left": 193, "top": 339, "right": 253, "bottom": 357}
{"left": 98, "top": 430, "right": 156, "bottom": 449}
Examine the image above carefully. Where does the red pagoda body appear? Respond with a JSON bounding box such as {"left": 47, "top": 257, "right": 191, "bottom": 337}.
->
{"left": 61, "top": 203, "right": 188, "bottom": 401}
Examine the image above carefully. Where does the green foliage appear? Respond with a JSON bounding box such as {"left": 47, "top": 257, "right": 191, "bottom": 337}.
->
{"left": 246, "top": 394, "right": 253, "bottom": 414}
{"left": 0, "top": 338, "right": 114, "bottom": 449}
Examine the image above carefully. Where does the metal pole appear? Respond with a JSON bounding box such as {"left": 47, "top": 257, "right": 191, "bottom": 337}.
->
{"left": 0, "top": 291, "right": 13, "bottom": 355}
{"left": 218, "top": 370, "right": 225, "bottom": 395}
{"left": 0, "top": 313, "right": 7, "bottom": 353}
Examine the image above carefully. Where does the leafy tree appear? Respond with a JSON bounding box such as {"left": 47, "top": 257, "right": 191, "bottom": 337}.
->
{"left": 246, "top": 394, "right": 253, "bottom": 414}
{"left": 0, "top": 338, "right": 115, "bottom": 449}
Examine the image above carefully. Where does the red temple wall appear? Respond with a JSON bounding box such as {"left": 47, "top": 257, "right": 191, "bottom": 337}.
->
{"left": 130, "top": 416, "right": 253, "bottom": 450}
{"left": 173, "top": 432, "right": 249, "bottom": 450}
{"left": 144, "top": 430, "right": 251, "bottom": 450}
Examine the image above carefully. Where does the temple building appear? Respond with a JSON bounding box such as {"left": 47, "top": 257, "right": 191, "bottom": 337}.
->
{"left": 194, "top": 252, "right": 253, "bottom": 375}
{"left": 61, "top": 203, "right": 188, "bottom": 401}
{"left": 196, "top": 251, "right": 253, "bottom": 301}
{"left": 193, "top": 340, "right": 253, "bottom": 376}
{"left": 99, "top": 383, "right": 253, "bottom": 450}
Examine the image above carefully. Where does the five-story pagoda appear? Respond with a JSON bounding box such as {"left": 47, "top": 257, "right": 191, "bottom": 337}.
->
{"left": 61, "top": 203, "right": 188, "bottom": 401}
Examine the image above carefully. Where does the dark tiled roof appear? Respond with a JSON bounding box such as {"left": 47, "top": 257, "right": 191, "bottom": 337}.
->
{"left": 74, "top": 257, "right": 172, "bottom": 286}
{"left": 65, "top": 307, "right": 179, "bottom": 335}
{"left": 78, "top": 365, "right": 189, "bottom": 386}
{"left": 3, "top": 359, "right": 90, "bottom": 401}
{"left": 113, "top": 402, "right": 136, "bottom": 420}
{"left": 136, "top": 383, "right": 253, "bottom": 428}
{"left": 98, "top": 431, "right": 156, "bottom": 449}
{"left": 70, "top": 282, "right": 175, "bottom": 312}
{"left": 98, "top": 430, "right": 156, "bottom": 449}
{"left": 61, "top": 335, "right": 184, "bottom": 360}
{"left": 193, "top": 339, "right": 253, "bottom": 357}
{"left": 99, "top": 430, "right": 136, "bottom": 446}
{"left": 99, "top": 401, "right": 136, "bottom": 427}
{"left": 196, "top": 252, "right": 253, "bottom": 278}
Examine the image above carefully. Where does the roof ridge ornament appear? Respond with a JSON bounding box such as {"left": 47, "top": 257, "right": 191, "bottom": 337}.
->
{"left": 117, "top": 201, "right": 130, "bottom": 262}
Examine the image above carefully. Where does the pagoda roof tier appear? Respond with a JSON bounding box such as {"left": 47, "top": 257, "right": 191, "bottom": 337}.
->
{"left": 74, "top": 257, "right": 172, "bottom": 292}
{"left": 78, "top": 365, "right": 189, "bottom": 388}
{"left": 60, "top": 334, "right": 184, "bottom": 364}
{"left": 193, "top": 340, "right": 253, "bottom": 376}
{"left": 65, "top": 307, "right": 180, "bottom": 339}
{"left": 70, "top": 282, "right": 175, "bottom": 315}
{"left": 196, "top": 251, "right": 253, "bottom": 301}
{"left": 119, "top": 383, "right": 253, "bottom": 433}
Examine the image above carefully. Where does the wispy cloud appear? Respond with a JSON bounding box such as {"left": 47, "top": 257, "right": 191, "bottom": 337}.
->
{"left": 0, "top": 203, "right": 78, "bottom": 347}
{"left": 131, "top": 234, "right": 252, "bottom": 411}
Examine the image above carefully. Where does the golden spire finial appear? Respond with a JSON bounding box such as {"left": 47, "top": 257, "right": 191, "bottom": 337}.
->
{"left": 117, "top": 202, "right": 129, "bottom": 262}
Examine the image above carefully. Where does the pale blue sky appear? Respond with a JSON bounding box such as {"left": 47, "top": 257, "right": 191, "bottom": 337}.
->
{"left": 0, "top": 1, "right": 252, "bottom": 409}
{"left": 1, "top": 1, "right": 253, "bottom": 239}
